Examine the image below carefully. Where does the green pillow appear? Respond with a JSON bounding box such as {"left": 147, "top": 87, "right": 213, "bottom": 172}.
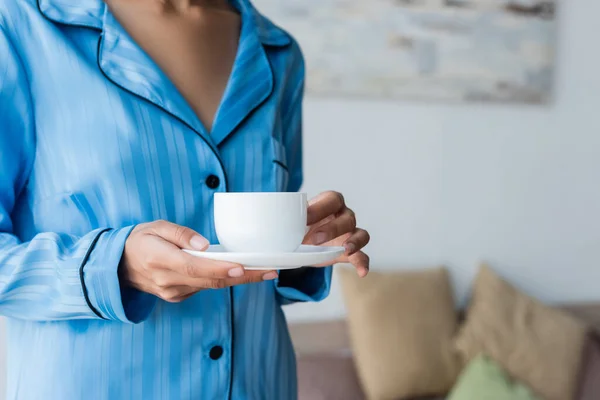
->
{"left": 448, "top": 354, "right": 540, "bottom": 400}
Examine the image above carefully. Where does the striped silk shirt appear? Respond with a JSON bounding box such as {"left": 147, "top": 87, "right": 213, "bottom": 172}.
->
{"left": 0, "top": 0, "right": 332, "bottom": 398}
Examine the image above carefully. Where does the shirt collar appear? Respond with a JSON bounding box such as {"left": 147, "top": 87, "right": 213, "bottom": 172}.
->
{"left": 37, "top": 0, "right": 291, "bottom": 47}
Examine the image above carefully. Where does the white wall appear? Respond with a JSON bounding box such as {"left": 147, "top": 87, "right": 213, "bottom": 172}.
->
{"left": 284, "top": 0, "right": 600, "bottom": 322}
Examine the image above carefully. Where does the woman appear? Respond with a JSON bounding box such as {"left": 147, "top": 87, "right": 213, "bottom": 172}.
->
{"left": 0, "top": 0, "right": 370, "bottom": 399}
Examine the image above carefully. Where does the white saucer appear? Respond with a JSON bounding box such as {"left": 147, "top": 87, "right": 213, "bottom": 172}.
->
{"left": 183, "top": 245, "right": 345, "bottom": 270}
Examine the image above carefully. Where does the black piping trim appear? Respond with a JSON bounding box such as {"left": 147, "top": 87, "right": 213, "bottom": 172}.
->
{"left": 95, "top": 34, "right": 229, "bottom": 193}
{"left": 273, "top": 159, "right": 289, "bottom": 172}
{"left": 228, "top": 288, "right": 235, "bottom": 400}
{"left": 36, "top": 0, "right": 103, "bottom": 32}
{"left": 79, "top": 228, "right": 111, "bottom": 320}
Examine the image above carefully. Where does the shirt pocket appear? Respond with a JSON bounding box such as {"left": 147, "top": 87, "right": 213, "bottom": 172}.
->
{"left": 271, "top": 139, "right": 290, "bottom": 192}
{"left": 31, "top": 190, "right": 109, "bottom": 236}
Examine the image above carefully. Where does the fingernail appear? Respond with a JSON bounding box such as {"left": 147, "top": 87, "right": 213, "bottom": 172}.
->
{"left": 190, "top": 235, "right": 209, "bottom": 250}
{"left": 344, "top": 242, "right": 356, "bottom": 254}
{"left": 314, "top": 232, "right": 327, "bottom": 245}
{"left": 228, "top": 267, "right": 245, "bottom": 278}
{"left": 358, "top": 267, "right": 369, "bottom": 278}
{"left": 262, "top": 271, "right": 278, "bottom": 281}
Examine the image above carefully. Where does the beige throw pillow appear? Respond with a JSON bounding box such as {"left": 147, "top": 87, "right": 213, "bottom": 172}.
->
{"left": 454, "top": 264, "right": 587, "bottom": 400}
{"left": 339, "top": 267, "right": 460, "bottom": 400}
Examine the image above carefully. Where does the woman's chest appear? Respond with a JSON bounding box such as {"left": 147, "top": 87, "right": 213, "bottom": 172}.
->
{"left": 105, "top": 3, "right": 242, "bottom": 131}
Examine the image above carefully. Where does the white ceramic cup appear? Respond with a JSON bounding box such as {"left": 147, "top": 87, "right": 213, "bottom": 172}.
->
{"left": 214, "top": 192, "right": 308, "bottom": 253}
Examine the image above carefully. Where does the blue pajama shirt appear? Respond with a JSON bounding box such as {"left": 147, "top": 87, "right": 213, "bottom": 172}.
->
{"left": 0, "top": 0, "right": 332, "bottom": 398}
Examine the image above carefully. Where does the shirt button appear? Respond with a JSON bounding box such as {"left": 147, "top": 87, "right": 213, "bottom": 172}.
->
{"left": 206, "top": 175, "right": 220, "bottom": 189}
{"left": 209, "top": 345, "right": 223, "bottom": 360}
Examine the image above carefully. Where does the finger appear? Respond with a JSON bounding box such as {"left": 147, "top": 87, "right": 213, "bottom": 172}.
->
{"left": 195, "top": 270, "right": 279, "bottom": 290}
{"left": 322, "top": 232, "right": 352, "bottom": 247}
{"left": 160, "top": 253, "right": 279, "bottom": 285}
{"left": 154, "top": 264, "right": 271, "bottom": 287}
{"left": 152, "top": 270, "right": 195, "bottom": 289}
{"left": 175, "top": 252, "right": 247, "bottom": 280}
{"left": 305, "top": 214, "right": 335, "bottom": 237}
{"left": 342, "top": 228, "right": 370, "bottom": 255}
{"left": 306, "top": 208, "right": 356, "bottom": 245}
{"left": 350, "top": 251, "right": 370, "bottom": 278}
{"left": 151, "top": 220, "right": 209, "bottom": 251}
{"left": 310, "top": 249, "right": 370, "bottom": 272}
{"left": 307, "top": 191, "right": 345, "bottom": 226}
{"left": 160, "top": 270, "right": 277, "bottom": 300}
{"left": 149, "top": 240, "right": 245, "bottom": 279}
{"left": 221, "top": 270, "right": 279, "bottom": 287}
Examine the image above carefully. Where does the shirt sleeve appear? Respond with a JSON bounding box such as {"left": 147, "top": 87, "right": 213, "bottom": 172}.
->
{"left": 274, "top": 41, "right": 333, "bottom": 305}
{"left": 0, "top": 25, "right": 156, "bottom": 323}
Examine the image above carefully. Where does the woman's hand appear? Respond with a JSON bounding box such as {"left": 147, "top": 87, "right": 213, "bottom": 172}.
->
{"left": 304, "top": 191, "right": 371, "bottom": 277}
{"left": 120, "top": 220, "right": 278, "bottom": 303}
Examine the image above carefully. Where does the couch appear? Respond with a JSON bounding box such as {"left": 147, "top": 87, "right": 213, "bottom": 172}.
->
{"left": 290, "top": 303, "right": 600, "bottom": 400}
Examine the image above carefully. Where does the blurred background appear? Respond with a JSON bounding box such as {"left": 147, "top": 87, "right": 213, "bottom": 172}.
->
{"left": 255, "top": 0, "right": 600, "bottom": 323}
{"left": 255, "top": 1, "right": 600, "bottom": 398}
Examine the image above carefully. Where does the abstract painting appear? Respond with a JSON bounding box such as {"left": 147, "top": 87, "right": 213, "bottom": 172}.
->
{"left": 252, "top": 0, "right": 557, "bottom": 103}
